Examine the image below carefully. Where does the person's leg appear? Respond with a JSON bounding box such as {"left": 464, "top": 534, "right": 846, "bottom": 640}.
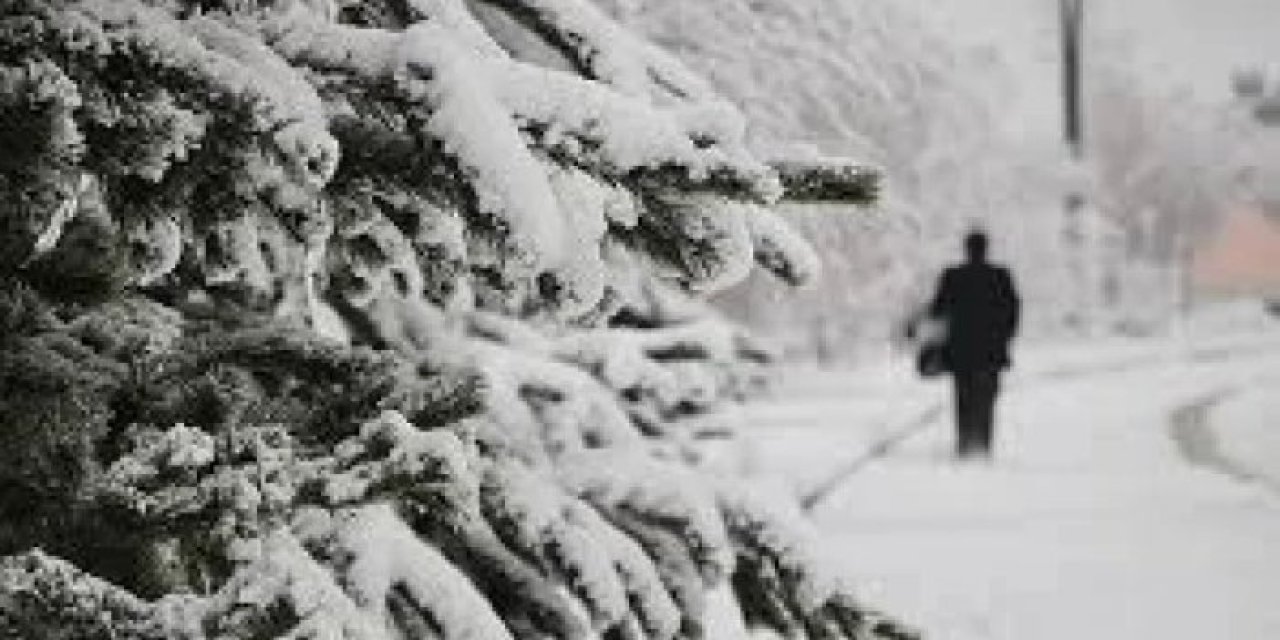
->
{"left": 972, "top": 370, "right": 1000, "bottom": 456}
{"left": 953, "top": 372, "right": 978, "bottom": 457}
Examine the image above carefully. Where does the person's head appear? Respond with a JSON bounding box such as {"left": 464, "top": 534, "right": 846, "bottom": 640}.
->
{"left": 963, "top": 230, "right": 989, "bottom": 263}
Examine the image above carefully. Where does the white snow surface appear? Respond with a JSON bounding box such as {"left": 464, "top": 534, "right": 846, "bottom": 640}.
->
{"left": 740, "top": 321, "right": 1280, "bottom": 640}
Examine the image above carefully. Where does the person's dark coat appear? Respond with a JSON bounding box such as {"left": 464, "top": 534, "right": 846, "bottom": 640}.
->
{"left": 929, "top": 262, "right": 1020, "bottom": 372}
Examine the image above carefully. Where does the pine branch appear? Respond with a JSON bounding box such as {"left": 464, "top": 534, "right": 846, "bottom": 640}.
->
{"left": 771, "top": 158, "right": 880, "bottom": 205}
{"left": 469, "top": 0, "right": 715, "bottom": 102}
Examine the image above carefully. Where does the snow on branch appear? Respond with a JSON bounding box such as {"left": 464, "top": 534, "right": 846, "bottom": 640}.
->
{"left": 0, "top": 550, "right": 175, "bottom": 639}
{"left": 199, "top": 529, "right": 387, "bottom": 639}
{"left": 319, "top": 504, "right": 514, "bottom": 639}
{"left": 470, "top": 0, "right": 716, "bottom": 103}
{"left": 256, "top": 3, "right": 791, "bottom": 304}
{"left": 493, "top": 62, "right": 778, "bottom": 202}
{"left": 558, "top": 450, "right": 733, "bottom": 587}
{"left": 746, "top": 204, "right": 823, "bottom": 287}
{"left": 718, "top": 484, "right": 922, "bottom": 640}
{"left": 481, "top": 459, "right": 633, "bottom": 632}
{"left": 770, "top": 157, "right": 880, "bottom": 205}
{"left": 263, "top": 10, "right": 568, "bottom": 273}
{"left": 78, "top": 0, "right": 339, "bottom": 201}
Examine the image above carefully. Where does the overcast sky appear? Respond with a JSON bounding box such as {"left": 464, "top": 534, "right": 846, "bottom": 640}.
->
{"left": 1096, "top": 0, "right": 1280, "bottom": 91}
{"left": 902, "top": 0, "right": 1280, "bottom": 136}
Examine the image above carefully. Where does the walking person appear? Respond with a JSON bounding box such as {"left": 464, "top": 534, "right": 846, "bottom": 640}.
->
{"left": 928, "top": 230, "right": 1020, "bottom": 459}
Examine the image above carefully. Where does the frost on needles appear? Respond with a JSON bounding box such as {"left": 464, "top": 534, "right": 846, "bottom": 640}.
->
{"left": 0, "top": 0, "right": 913, "bottom": 638}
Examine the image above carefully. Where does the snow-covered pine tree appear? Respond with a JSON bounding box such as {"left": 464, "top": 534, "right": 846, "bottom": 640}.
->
{"left": 0, "top": 1, "right": 914, "bottom": 638}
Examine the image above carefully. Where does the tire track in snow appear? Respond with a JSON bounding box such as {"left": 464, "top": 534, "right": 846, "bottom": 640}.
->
{"left": 800, "top": 401, "right": 944, "bottom": 511}
{"left": 1170, "top": 391, "right": 1280, "bottom": 497}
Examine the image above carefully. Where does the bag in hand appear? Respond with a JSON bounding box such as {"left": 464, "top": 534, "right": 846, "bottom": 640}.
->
{"left": 910, "top": 316, "right": 949, "bottom": 378}
{"left": 916, "top": 341, "right": 948, "bottom": 378}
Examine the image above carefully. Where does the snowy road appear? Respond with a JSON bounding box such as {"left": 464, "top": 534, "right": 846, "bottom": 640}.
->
{"left": 741, "top": 328, "right": 1280, "bottom": 640}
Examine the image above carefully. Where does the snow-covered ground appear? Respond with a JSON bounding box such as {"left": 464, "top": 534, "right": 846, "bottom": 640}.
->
{"left": 740, "top": 316, "right": 1280, "bottom": 640}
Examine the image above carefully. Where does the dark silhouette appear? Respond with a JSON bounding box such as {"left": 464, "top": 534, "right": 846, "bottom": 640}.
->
{"left": 928, "top": 231, "right": 1020, "bottom": 458}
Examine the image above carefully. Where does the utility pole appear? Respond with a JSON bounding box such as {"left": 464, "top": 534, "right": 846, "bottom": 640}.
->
{"left": 1059, "top": 0, "right": 1093, "bottom": 332}
{"left": 1060, "top": 0, "right": 1084, "bottom": 161}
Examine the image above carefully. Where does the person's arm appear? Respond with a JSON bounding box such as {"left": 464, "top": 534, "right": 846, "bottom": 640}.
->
{"left": 999, "top": 267, "right": 1020, "bottom": 339}
{"left": 928, "top": 268, "right": 954, "bottom": 320}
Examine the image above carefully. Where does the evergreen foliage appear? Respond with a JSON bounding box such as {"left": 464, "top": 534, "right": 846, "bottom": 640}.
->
{"left": 0, "top": 1, "right": 909, "bottom": 638}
